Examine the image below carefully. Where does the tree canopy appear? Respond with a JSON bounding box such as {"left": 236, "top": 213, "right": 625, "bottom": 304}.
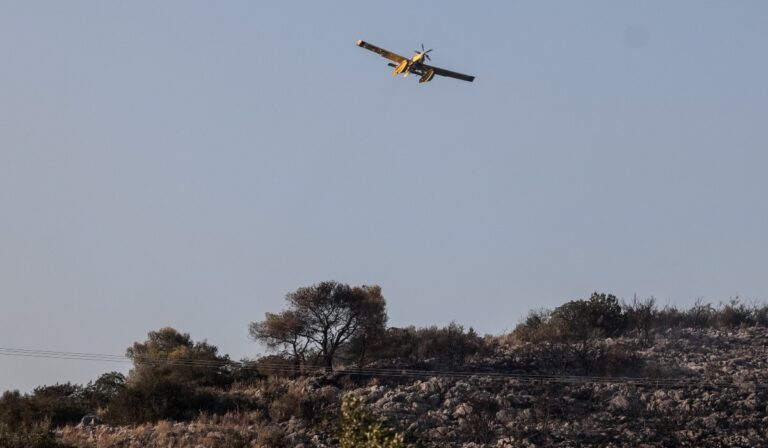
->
{"left": 250, "top": 281, "right": 388, "bottom": 371}
{"left": 126, "top": 327, "right": 232, "bottom": 388}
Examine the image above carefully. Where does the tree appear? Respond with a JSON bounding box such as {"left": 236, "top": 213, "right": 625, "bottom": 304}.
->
{"left": 344, "top": 286, "right": 389, "bottom": 368}
{"left": 249, "top": 310, "right": 310, "bottom": 375}
{"left": 250, "top": 281, "right": 388, "bottom": 372}
{"left": 105, "top": 328, "right": 234, "bottom": 424}
{"left": 86, "top": 372, "right": 126, "bottom": 408}
{"left": 126, "top": 327, "right": 232, "bottom": 388}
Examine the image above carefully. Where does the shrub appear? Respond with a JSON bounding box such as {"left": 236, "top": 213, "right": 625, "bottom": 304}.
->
{"left": 551, "top": 293, "right": 626, "bottom": 341}
{"left": 218, "top": 429, "right": 251, "bottom": 448}
{"left": 461, "top": 394, "right": 500, "bottom": 443}
{"left": 376, "top": 323, "right": 486, "bottom": 368}
{"left": 717, "top": 298, "right": 752, "bottom": 328}
{"left": 755, "top": 304, "right": 768, "bottom": 326}
{"left": 623, "top": 297, "right": 657, "bottom": 342}
{"left": 126, "top": 327, "right": 233, "bottom": 389}
{"left": 510, "top": 309, "right": 553, "bottom": 343}
{"left": 254, "top": 355, "right": 301, "bottom": 378}
{"left": 0, "top": 384, "right": 90, "bottom": 429}
{"left": 0, "top": 391, "right": 29, "bottom": 428}
{"left": 255, "top": 424, "right": 285, "bottom": 448}
{"left": 654, "top": 299, "right": 768, "bottom": 329}
{"left": 0, "top": 423, "right": 73, "bottom": 448}
{"left": 515, "top": 294, "right": 768, "bottom": 345}
{"left": 654, "top": 304, "right": 683, "bottom": 329}
{"left": 104, "top": 378, "right": 237, "bottom": 424}
{"left": 105, "top": 378, "right": 191, "bottom": 423}
{"left": 598, "top": 343, "right": 643, "bottom": 376}
{"left": 102, "top": 328, "right": 243, "bottom": 424}
{"left": 413, "top": 323, "right": 484, "bottom": 368}
{"left": 29, "top": 384, "right": 90, "bottom": 428}
{"left": 85, "top": 372, "right": 126, "bottom": 409}
{"left": 512, "top": 293, "right": 627, "bottom": 346}
{"left": 682, "top": 298, "right": 715, "bottom": 328}
{"left": 258, "top": 378, "right": 335, "bottom": 424}
{"left": 231, "top": 359, "right": 267, "bottom": 385}
{"left": 267, "top": 390, "right": 303, "bottom": 422}
{"left": 339, "top": 394, "right": 407, "bottom": 448}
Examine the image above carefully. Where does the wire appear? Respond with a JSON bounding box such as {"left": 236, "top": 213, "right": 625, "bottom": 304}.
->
{"left": 1, "top": 347, "right": 766, "bottom": 390}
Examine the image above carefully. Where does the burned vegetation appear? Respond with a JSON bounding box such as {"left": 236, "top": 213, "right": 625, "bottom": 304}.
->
{"left": 3, "top": 285, "right": 768, "bottom": 447}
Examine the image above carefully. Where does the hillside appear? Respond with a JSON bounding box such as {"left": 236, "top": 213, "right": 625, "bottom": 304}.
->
{"left": 55, "top": 326, "right": 768, "bottom": 447}
{"left": 4, "top": 291, "right": 768, "bottom": 447}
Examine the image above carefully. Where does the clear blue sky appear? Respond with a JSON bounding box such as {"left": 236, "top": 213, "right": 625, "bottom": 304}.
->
{"left": 1, "top": 1, "right": 767, "bottom": 392}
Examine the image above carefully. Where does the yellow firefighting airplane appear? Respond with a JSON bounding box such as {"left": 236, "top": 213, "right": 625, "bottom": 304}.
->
{"left": 356, "top": 40, "right": 475, "bottom": 84}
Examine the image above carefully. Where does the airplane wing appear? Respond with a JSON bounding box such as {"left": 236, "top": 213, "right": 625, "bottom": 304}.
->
{"left": 421, "top": 64, "right": 475, "bottom": 82}
{"left": 356, "top": 40, "right": 409, "bottom": 64}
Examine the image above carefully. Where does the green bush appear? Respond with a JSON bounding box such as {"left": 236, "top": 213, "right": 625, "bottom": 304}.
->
{"left": 103, "top": 328, "right": 242, "bottom": 424}
{"left": 126, "top": 327, "right": 233, "bottom": 389}
{"left": 339, "top": 394, "right": 407, "bottom": 448}
{"left": 512, "top": 293, "right": 626, "bottom": 345}
{"left": 551, "top": 293, "right": 626, "bottom": 341}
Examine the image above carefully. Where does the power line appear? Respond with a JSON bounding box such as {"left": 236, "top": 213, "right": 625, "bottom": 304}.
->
{"left": 1, "top": 347, "right": 766, "bottom": 390}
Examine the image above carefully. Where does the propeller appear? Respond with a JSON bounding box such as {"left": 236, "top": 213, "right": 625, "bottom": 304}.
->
{"left": 414, "top": 43, "right": 433, "bottom": 61}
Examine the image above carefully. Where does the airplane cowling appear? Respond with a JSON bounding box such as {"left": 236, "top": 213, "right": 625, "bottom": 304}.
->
{"left": 393, "top": 60, "right": 409, "bottom": 76}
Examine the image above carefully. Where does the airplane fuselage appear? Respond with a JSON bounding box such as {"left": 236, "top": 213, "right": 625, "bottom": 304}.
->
{"left": 393, "top": 53, "right": 427, "bottom": 77}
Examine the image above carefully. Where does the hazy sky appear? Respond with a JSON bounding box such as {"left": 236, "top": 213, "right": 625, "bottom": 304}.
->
{"left": 1, "top": 1, "right": 767, "bottom": 392}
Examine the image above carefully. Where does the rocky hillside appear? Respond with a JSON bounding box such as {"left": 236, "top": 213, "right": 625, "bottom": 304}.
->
{"left": 58, "top": 327, "right": 768, "bottom": 447}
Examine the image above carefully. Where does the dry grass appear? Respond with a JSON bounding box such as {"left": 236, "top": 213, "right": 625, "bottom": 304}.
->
{"left": 58, "top": 411, "right": 276, "bottom": 448}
